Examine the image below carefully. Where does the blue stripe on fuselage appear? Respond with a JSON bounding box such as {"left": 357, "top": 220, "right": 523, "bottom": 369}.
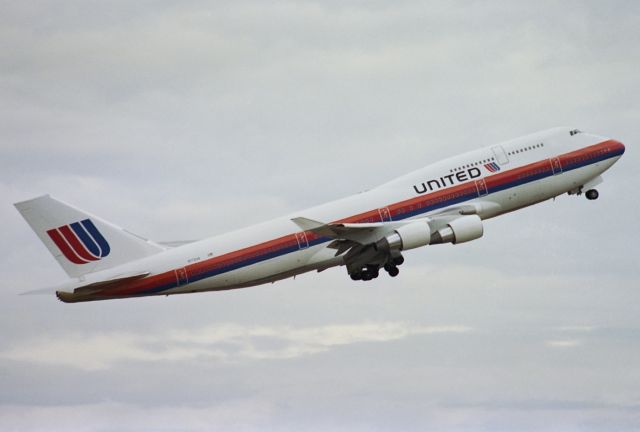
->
{"left": 138, "top": 146, "right": 622, "bottom": 295}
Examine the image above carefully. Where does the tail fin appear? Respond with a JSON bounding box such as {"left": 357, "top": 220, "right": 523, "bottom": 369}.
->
{"left": 14, "top": 195, "right": 165, "bottom": 278}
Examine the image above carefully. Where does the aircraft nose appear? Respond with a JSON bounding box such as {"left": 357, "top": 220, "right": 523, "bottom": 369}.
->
{"left": 611, "top": 139, "right": 626, "bottom": 156}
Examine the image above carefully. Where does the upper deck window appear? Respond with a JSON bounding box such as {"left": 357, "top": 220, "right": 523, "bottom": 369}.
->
{"left": 569, "top": 129, "right": 582, "bottom": 136}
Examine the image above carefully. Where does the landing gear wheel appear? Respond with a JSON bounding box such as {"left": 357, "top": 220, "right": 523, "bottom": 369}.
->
{"left": 350, "top": 273, "right": 362, "bottom": 281}
{"left": 366, "top": 266, "right": 380, "bottom": 279}
{"left": 388, "top": 266, "right": 400, "bottom": 277}
{"left": 393, "top": 256, "right": 405, "bottom": 266}
{"left": 585, "top": 189, "right": 599, "bottom": 200}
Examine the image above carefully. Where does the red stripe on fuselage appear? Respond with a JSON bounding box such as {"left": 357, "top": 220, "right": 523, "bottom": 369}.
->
{"left": 559, "top": 140, "right": 623, "bottom": 169}
{"left": 95, "top": 139, "right": 624, "bottom": 299}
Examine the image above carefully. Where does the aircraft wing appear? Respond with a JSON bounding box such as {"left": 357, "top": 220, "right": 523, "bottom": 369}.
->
{"left": 292, "top": 216, "right": 433, "bottom": 275}
{"left": 292, "top": 206, "right": 486, "bottom": 278}
{"left": 158, "top": 240, "right": 197, "bottom": 248}
{"left": 291, "top": 217, "right": 406, "bottom": 244}
{"left": 427, "top": 201, "right": 501, "bottom": 219}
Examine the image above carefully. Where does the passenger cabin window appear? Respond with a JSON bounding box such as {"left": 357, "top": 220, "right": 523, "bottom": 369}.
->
{"left": 449, "top": 154, "right": 501, "bottom": 173}
{"left": 507, "top": 142, "right": 544, "bottom": 156}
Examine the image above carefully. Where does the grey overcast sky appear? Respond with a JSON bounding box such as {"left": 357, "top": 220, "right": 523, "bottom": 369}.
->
{"left": 1, "top": 1, "right": 639, "bottom": 431}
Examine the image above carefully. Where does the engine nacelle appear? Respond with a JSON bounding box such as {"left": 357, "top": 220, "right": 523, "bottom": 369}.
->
{"left": 430, "top": 215, "right": 484, "bottom": 244}
{"left": 375, "top": 220, "right": 431, "bottom": 252}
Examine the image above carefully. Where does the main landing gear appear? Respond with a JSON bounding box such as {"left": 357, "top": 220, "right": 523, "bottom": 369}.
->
{"left": 585, "top": 189, "right": 599, "bottom": 200}
{"left": 350, "top": 265, "right": 379, "bottom": 281}
{"left": 384, "top": 263, "right": 400, "bottom": 277}
{"left": 350, "top": 255, "right": 404, "bottom": 281}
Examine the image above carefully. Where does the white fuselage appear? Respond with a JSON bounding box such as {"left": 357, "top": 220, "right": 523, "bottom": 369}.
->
{"left": 57, "top": 127, "right": 625, "bottom": 301}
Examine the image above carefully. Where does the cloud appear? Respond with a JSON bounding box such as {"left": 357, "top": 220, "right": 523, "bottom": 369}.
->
{"left": 0, "top": 322, "right": 472, "bottom": 370}
{"left": 545, "top": 340, "right": 582, "bottom": 348}
{"left": 0, "top": 401, "right": 275, "bottom": 432}
{"left": 556, "top": 325, "right": 598, "bottom": 332}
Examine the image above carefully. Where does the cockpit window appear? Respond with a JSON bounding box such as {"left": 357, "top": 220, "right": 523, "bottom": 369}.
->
{"left": 569, "top": 129, "right": 582, "bottom": 136}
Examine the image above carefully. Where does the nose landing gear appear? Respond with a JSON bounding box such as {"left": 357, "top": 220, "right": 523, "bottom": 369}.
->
{"left": 585, "top": 189, "right": 599, "bottom": 200}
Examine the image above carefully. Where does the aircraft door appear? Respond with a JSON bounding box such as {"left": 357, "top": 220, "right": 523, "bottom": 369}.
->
{"left": 550, "top": 157, "right": 563, "bottom": 175}
{"left": 295, "top": 231, "right": 309, "bottom": 250}
{"left": 475, "top": 178, "right": 488, "bottom": 197}
{"left": 491, "top": 146, "right": 509, "bottom": 165}
{"left": 175, "top": 267, "right": 189, "bottom": 286}
{"left": 378, "top": 207, "right": 392, "bottom": 222}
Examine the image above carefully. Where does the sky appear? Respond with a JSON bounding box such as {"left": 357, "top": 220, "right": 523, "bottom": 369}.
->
{"left": 1, "top": 1, "right": 639, "bottom": 431}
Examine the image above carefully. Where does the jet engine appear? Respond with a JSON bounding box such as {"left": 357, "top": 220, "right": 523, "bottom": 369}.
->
{"left": 374, "top": 220, "right": 431, "bottom": 252}
{"left": 430, "top": 215, "right": 483, "bottom": 245}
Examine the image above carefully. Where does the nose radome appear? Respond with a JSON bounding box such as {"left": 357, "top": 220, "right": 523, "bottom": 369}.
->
{"left": 611, "top": 139, "right": 626, "bottom": 156}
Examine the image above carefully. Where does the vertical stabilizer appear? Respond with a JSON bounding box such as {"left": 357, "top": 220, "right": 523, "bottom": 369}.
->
{"left": 14, "top": 195, "right": 165, "bottom": 278}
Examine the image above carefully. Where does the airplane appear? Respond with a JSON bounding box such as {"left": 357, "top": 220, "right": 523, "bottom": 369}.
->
{"left": 14, "top": 127, "right": 625, "bottom": 303}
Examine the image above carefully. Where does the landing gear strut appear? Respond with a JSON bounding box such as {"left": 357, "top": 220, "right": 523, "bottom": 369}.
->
{"left": 585, "top": 189, "right": 599, "bottom": 200}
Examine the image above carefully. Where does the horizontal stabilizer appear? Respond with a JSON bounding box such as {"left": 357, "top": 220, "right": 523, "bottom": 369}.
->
{"left": 21, "top": 270, "right": 150, "bottom": 296}
{"left": 70, "top": 271, "right": 150, "bottom": 295}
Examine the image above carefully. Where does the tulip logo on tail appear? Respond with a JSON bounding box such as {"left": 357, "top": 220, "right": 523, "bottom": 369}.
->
{"left": 484, "top": 162, "right": 501, "bottom": 173}
{"left": 46, "top": 219, "right": 110, "bottom": 264}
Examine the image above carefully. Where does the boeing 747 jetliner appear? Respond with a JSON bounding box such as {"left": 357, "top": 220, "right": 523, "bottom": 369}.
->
{"left": 15, "top": 127, "right": 625, "bottom": 303}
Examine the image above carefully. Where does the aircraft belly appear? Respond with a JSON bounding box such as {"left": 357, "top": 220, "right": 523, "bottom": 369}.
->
{"left": 231, "top": 246, "right": 320, "bottom": 284}
{"left": 169, "top": 244, "right": 330, "bottom": 294}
